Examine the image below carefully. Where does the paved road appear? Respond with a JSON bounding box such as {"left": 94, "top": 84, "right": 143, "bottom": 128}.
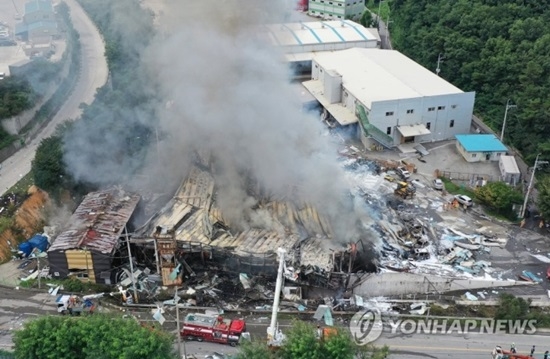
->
{"left": 1, "top": 286, "right": 549, "bottom": 358}
{"left": 0, "top": 0, "right": 108, "bottom": 195}
{"left": 178, "top": 321, "right": 550, "bottom": 358}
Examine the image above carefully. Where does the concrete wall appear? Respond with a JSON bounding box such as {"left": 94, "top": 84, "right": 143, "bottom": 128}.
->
{"left": 351, "top": 272, "right": 533, "bottom": 298}
{"left": 367, "top": 91, "right": 475, "bottom": 146}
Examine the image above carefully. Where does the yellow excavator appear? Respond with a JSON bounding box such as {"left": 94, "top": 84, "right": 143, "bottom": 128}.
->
{"left": 394, "top": 181, "right": 416, "bottom": 199}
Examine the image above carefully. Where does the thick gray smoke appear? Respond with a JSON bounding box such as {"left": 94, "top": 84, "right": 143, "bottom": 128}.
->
{"left": 141, "top": 0, "right": 365, "bottom": 241}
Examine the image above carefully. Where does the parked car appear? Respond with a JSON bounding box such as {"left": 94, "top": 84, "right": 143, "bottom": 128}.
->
{"left": 384, "top": 174, "right": 395, "bottom": 182}
{"left": 396, "top": 167, "right": 410, "bottom": 180}
{"left": 433, "top": 178, "right": 444, "bottom": 190}
{"left": 455, "top": 194, "right": 473, "bottom": 207}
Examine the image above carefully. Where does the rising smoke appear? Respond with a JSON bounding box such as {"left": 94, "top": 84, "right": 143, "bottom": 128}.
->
{"left": 63, "top": 0, "right": 376, "bottom": 244}
{"left": 141, "top": 0, "right": 371, "bottom": 241}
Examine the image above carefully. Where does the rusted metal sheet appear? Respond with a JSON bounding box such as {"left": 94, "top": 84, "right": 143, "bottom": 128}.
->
{"left": 161, "top": 267, "right": 181, "bottom": 286}
{"left": 48, "top": 187, "right": 140, "bottom": 255}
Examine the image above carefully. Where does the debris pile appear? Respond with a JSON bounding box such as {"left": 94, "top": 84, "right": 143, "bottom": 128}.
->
{"left": 132, "top": 153, "right": 373, "bottom": 291}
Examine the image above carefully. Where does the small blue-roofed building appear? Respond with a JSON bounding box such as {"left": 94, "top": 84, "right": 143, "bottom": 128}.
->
{"left": 455, "top": 134, "right": 508, "bottom": 163}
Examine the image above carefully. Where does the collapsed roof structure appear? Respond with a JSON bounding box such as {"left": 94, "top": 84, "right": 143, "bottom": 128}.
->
{"left": 48, "top": 187, "right": 141, "bottom": 284}
{"left": 133, "top": 154, "right": 365, "bottom": 289}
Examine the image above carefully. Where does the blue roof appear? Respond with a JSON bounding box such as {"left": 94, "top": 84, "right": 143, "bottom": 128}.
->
{"left": 25, "top": 0, "right": 53, "bottom": 14}
{"left": 455, "top": 134, "right": 507, "bottom": 152}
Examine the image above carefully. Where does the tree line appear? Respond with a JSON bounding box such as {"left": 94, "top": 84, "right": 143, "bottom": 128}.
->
{"left": 388, "top": 0, "right": 550, "bottom": 219}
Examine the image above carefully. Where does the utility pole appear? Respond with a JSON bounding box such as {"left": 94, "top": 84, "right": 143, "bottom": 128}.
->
{"left": 500, "top": 99, "right": 517, "bottom": 142}
{"left": 84, "top": 247, "right": 90, "bottom": 282}
{"left": 385, "top": 13, "right": 392, "bottom": 30}
{"left": 436, "top": 53, "right": 444, "bottom": 76}
{"left": 37, "top": 257, "right": 41, "bottom": 289}
{"left": 153, "top": 238, "right": 161, "bottom": 275}
{"left": 124, "top": 226, "right": 138, "bottom": 303}
{"left": 377, "top": 0, "right": 384, "bottom": 30}
{"left": 174, "top": 288, "right": 187, "bottom": 359}
{"left": 521, "top": 154, "right": 548, "bottom": 218}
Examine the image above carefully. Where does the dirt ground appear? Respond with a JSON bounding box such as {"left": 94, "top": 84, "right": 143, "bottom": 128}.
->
{"left": 0, "top": 186, "right": 49, "bottom": 262}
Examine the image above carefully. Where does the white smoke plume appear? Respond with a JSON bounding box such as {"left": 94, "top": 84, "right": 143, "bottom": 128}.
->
{"left": 60, "top": 0, "right": 374, "bottom": 243}
{"left": 139, "top": 0, "right": 368, "bottom": 241}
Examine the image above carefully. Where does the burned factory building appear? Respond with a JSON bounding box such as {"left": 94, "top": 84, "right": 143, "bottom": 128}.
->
{"left": 130, "top": 152, "right": 376, "bottom": 297}
{"left": 47, "top": 187, "right": 141, "bottom": 284}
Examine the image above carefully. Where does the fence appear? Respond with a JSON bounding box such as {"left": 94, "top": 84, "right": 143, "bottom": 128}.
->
{"left": 438, "top": 170, "right": 495, "bottom": 183}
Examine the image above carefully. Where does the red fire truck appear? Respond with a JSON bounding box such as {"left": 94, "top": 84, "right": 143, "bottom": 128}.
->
{"left": 180, "top": 313, "right": 247, "bottom": 347}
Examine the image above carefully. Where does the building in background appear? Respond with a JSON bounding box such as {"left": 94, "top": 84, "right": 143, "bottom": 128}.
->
{"left": 261, "top": 20, "right": 379, "bottom": 78}
{"left": 303, "top": 48, "right": 476, "bottom": 149}
{"left": 308, "top": 0, "right": 365, "bottom": 20}
{"left": 47, "top": 187, "right": 141, "bottom": 285}
{"left": 499, "top": 155, "right": 521, "bottom": 185}
{"left": 15, "top": 0, "right": 58, "bottom": 44}
{"left": 455, "top": 134, "right": 508, "bottom": 163}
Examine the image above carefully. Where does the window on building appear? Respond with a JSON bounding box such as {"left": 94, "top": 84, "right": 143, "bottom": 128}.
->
{"left": 497, "top": 153, "right": 502, "bottom": 156}
{"left": 329, "top": 1, "right": 333, "bottom": 4}
{"left": 450, "top": 119, "right": 455, "bottom": 127}
{"left": 386, "top": 127, "right": 391, "bottom": 135}
{"left": 438, "top": 106, "right": 445, "bottom": 110}
{"left": 338, "top": 2, "right": 342, "bottom": 5}
{"left": 385, "top": 111, "right": 394, "bottom": 116}
{"left": 472, "top": 154, "right": 477, "bottom": 158}
{"left": 406, "top": 109, "right": 414, "bottom": 114}
{"left": 337, "top": 15, "right": 341, "bottom": 18}
{"left": 428, "top": 107, "right": 435, "bottom": 112}
{"left": 426, "top": 122, "right": 431, "bottom": 130}
{"left": 451, "top": 105, "right": 457, "bottom": 109}
{"left": 315, "top": 64, "right": 318, "bottom": 68}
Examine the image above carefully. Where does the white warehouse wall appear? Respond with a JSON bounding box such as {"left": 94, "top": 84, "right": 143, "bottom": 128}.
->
{"left": 368, "top": 92, "right": 475, "bottom": 146}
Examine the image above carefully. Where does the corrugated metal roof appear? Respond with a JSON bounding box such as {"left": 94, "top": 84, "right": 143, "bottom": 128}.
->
{"left": 455, "top": 134, "right": 507, "bottom": 152}
{"left": 175, "top": 166, "right": 214, "bottom": 210}
{"left": 264, "top": 20, "right": 378, "bottom": 47}
{"left": 48, "top": 187, "right": 140, "bottom": 254}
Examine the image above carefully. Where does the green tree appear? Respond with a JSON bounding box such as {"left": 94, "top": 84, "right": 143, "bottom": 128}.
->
{"left": 235, "top": 340, "right": 275, "bottom": 359}
{"left": 31, "top": 136, "right": 65, "bottom": 195}
{"left": 474, "top": 181, "right": 522, "bottom": 219}
{"left": 495, "top": 293, "right": 530, "bottom": 321}
{"left": 236, "top": 321, "right": 389, "bottom": 359}
{"left": 537, "top": 176, "right": 550, "bottom": 220}
{"left": 13, "top": 314, "right": 176, "bottom": 359}
{"left": 278, "top": 321, "right": 323, "bottom": 359}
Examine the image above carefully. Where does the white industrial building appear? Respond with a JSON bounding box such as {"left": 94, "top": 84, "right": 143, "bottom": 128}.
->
{"left": 261, "top": 20, "right": 379, "bottom": 77}
{"left": 308, "top": 0, "right": 365, "bottom": 20}
{"left": 302, "top": 48, "right": 476, "bottom": 149}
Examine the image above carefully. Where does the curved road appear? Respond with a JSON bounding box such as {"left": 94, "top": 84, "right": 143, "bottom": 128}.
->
{"left": 0, "top": 0, "right": 108, "bottom": 195}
